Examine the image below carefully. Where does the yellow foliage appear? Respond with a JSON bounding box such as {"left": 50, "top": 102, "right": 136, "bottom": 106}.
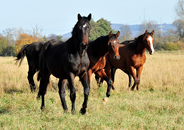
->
{"left": 15, "top": 33, "right": 38, "bottom": 53}
{"left": 175, "top": 41, "right": 184, "bottom": 50}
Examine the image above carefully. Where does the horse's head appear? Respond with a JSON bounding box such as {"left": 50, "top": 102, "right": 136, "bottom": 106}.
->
{"left": 73, "top": 13, "right": 91, "bottom": 46}
{"left": 108, "top": 31, "right": 120, "bottom": 61}
{"left": 143, "top": 30, "right": 154, "bottom": 55}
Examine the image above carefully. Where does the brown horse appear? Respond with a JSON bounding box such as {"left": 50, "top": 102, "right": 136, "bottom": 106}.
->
{"left": 98, "top": 30, "right": 154, "bottom": 91}
{"left": 87, "top": 31, "right": 120, "bottom": 101}
{"left": 37, "top": 14, "right": 91, "bottom": 115}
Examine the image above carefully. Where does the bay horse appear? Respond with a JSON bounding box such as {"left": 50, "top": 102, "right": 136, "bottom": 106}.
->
{"left": 15, "top": 42, "right": 44, "bottom": 92}
{"left": 107, "top": 39, "right": 136, "bottom": 88}
{"left": 96, "top": 30, "right": 154, "bottom": 91}
{"left": 37, "top": 13, "right": 91, "bottom": 115}
{"left": 95, "top": 39, "right": 135, "bottom": 89}
{"left": 86, "top": 31, "right": 120, "bottom": 101}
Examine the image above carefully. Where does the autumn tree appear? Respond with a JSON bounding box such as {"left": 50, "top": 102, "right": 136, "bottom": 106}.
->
{"left": 15, "top": 33, "right": 38, "bottom": 53}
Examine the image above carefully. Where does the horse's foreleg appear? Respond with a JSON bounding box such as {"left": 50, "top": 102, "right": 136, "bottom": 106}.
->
{"left": 104, "top": 63, "right": 114, "bottom": 90}
{"left": 80, "top": 72, "right": 90, "bottom": 115}
{"left": 67, "top": 72, "right": 76, "bottom": 114}
{"left": 135, "top": 66, "right": 143, "bottom": 91}
{"left": 95, "top": 70, "right": 112, "bottom": 102}
{"left": 58, "top": 79, "right": 68, "bottom": 113}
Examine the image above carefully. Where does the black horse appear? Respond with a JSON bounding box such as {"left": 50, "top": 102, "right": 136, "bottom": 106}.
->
{"left": 15, "top": 42, "right": 44, "bottom": 92}
{"left": 37, "top": 13, "right": 91, "bottom": 115}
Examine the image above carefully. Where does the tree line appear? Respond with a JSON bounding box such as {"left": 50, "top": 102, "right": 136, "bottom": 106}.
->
{"left": 1, "top": 0, "right": 184, "bottom": 56}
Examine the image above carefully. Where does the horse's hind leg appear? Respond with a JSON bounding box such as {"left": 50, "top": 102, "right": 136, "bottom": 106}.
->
{"left": 127, "top": 66, "right": 137, "bottom": 91}
{"left": 27, "top": 64, "right": 37, "bottom": 92}
{"left": 58, "top": 79, "right": 68, "bottom": 113}
{"left": 37, "top": 71, "right": 50, "bottom": 110}
{"left": 95, "top": 75, "right": 101, "bottom": 87}
{"left": 123, "top": 70, "right": 132, "bottom": 88}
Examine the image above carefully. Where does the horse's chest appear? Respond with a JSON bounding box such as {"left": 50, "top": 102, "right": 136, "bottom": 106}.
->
{"left": 131, "top": 55, "right": 146, "bottom": 68}
{"left": 68, "top": 54, "right": 89, "bottom": 75}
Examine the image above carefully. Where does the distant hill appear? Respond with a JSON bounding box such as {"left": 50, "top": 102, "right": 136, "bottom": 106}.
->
{"left": 62, "top": 23, "right": 175, "bottom": 39}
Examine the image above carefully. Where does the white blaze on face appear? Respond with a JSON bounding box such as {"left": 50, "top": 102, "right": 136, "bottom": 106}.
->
{"left": 148, "top": 36, "right": 154, "bottom": 54}
{"left": 83, "top": 23, "right": 87, "bottom": 28}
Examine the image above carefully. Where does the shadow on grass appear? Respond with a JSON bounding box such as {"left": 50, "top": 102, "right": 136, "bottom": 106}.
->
{"left": 4, "top": 88, "right": 24, "bottom": 94}
{"left": 0, "top": 107, "right": 10, "bottom": 114}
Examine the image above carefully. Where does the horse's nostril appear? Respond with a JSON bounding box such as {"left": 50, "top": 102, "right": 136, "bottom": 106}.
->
{"left": 113, "top": 55, "right": 120, "bottom": 61}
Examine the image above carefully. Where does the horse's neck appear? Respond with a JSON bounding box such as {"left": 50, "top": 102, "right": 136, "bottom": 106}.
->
{"left": 90, "top": 37, "right": 109, "bottom": 58}
{"left": 69, "top": 36, "right": 87, "bottom": 56}
{"left": 136, "top": 41, "right": 146, "bottom": 55}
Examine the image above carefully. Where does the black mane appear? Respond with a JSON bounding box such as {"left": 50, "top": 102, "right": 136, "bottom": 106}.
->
{"left": 126, "top": 34, "right": 144, "bottom": 50}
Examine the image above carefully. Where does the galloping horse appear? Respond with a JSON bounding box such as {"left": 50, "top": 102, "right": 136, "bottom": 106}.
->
{"left": 108, "top": 39, "right": 136, "bottom": 88}
{"left": 95, "top": 39, "right": 135, "bottom": 88}
{"left": 87, "top": 31, "right": 120, "bottom": 101}
{"left": 37, "top": 14, "right": 91, "bottom": 115}
{"left": 15, "top": 42, "right": 44, "bottom": 92}
{"left": 96, "top": 30, "right": 154, "bottom": 91}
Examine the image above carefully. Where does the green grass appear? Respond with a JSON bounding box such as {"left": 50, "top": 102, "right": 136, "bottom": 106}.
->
{"left": 0, "top": 51, "right": 184, "bottom": 129}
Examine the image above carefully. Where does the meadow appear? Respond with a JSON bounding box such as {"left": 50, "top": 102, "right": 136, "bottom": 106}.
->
{"left": 0, "top": 51, "right": 184, "bottom": 130}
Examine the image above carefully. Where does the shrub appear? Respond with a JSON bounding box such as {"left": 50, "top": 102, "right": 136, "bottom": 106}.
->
{"left": 164, "top": 42, "right": 179, "bottom": 51}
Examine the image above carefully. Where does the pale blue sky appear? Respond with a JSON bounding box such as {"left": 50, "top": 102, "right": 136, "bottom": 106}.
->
{"left": 0, "top": 0, "right": 177, "bottom": 36}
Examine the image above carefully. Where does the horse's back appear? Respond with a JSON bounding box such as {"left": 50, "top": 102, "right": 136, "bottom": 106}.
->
{"left": 43, "top": 40, "right": 66, "bottom": 78}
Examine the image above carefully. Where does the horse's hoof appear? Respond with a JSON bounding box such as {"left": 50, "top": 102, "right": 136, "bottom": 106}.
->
{"left": 64, "top": 109, "right": 68, "bottom": 113}
{"left": 71, "top": 110, "right": 75, "bottom": 115}
{"left": 103, "top": 97, "right": 109, "bottom": 103}
{"left": 80, "top": 108, "right": 86, "bottom": 115}
{"left": 30, "top": 85, "right": 36, "bottom": 92}
{"left": 131, "top": 88, "right": 134, "bottom": 91}
{"left": 37, "top": 95, "right": 40, "bottom": 100}
{"left": 127, "top": 87, "right": 130, "bottom": 91}
{"left": 40, "top": 106, "right": 45, "bottom": 111}
{"left": 112, "top": 85, "right": 115, "bottom": 90}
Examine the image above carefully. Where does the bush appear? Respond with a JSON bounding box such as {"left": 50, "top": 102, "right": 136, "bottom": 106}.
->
{"left": 164, "top": 42, "right": 179, "bottom": 51}
{"left": 2, "top": 46, "right": 16, "bottom": 56}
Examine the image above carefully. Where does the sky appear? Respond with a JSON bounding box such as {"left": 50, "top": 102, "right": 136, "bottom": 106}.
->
{"left": 0, "top": 0, "right": 178, "bottom": 36}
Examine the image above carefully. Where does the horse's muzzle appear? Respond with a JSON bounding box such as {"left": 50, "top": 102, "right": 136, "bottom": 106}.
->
{"left": 149, "top": 50, "right": 154, "bottom": 55}
{"left": 113, "top": 55, "right": 120, "bottom": 61}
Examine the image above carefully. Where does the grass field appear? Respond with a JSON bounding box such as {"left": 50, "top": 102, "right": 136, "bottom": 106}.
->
{"left": 0, "top": 51, "right": 184, "bottom": 130}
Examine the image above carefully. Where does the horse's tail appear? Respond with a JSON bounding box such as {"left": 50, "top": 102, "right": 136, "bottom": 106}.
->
{"left": 15, "top": 44, "right": 30, "bottom": 66}
{"left": 37, "top": 46, "right": 45, "bottom": 81}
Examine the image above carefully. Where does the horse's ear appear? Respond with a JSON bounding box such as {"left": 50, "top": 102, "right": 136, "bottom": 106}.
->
{"left": 87, "top": 13, "right": 92, "bottom": 21}
{"left": 145, "top": 30, "right": 148, "bottom": 35}
{"left": 151, "top": 30, "right": 154, "bottom": 35}
{"left": 78, "top": 14, "right": 82, "bottom": 21}
{"left": 116, "top": 31, "right": 120, "bottom": 38}
{"left": 109, "top": 31, "right": 113, "bottom": 38}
